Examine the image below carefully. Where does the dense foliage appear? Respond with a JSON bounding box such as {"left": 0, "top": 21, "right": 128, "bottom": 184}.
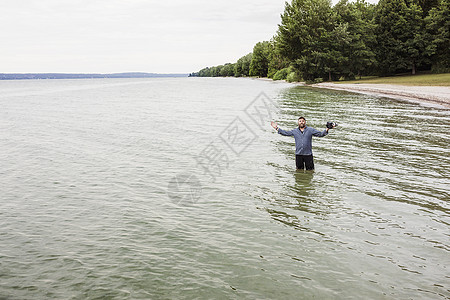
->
{"left": 190, "top": 0, "right": 449, "bottom": 81}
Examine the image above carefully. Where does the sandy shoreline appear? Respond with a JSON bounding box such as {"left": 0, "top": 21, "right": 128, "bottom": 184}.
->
{"left": 311, "top": 82, "right": 450, "bottom": 108}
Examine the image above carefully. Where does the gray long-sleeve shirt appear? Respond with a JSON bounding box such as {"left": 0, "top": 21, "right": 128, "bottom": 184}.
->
{"left": 277, "top": 126, "right": 328, "bottom": 155}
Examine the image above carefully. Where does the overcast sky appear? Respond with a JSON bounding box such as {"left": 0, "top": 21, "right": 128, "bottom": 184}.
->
{"left": 1, "top": 0, "right": 378, "bottom": 74}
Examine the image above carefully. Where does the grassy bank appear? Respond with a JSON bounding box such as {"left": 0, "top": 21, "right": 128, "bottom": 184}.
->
{"left": 339, "top": 72, "right": 450, "bottom": 86}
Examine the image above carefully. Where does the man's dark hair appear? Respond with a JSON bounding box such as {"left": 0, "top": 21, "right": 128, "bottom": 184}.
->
{"left": 298, "top": 117, "right": 306, "bottom": 121}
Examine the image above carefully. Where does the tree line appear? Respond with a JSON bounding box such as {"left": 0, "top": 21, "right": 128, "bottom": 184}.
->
{"left": 190, "top": 0, "right": 449, "bottom": 82}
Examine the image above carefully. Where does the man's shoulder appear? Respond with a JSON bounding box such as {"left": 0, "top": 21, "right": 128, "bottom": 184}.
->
{"left": 304, "top": 126, "right": 320, "bottom": 135}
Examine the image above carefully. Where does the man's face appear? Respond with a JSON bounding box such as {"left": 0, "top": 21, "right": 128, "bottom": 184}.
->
{"left": 298, "top": 118, "right": 306, "bottom": 128}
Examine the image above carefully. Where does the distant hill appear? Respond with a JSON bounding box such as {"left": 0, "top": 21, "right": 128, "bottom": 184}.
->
{"left": 0, "top": 72, "right": 188, "bottom": 80}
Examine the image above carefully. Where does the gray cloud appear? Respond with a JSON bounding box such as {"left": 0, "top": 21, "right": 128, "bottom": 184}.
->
{"left": 0, "top": 0, "right": 377, "bottom": 73}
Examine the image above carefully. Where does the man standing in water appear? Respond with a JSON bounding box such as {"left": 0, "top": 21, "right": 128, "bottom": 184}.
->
{"left": 271, "top": 117, "right": 334, "bottom": 170}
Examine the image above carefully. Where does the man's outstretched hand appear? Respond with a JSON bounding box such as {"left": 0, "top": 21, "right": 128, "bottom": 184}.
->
{"left": 271, "top": 121, "right": 278, "bottom": 130}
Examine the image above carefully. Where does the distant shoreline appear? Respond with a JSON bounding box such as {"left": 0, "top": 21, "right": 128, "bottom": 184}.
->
{"left": 0, "top": 72, "right": 188, "bottom": 80}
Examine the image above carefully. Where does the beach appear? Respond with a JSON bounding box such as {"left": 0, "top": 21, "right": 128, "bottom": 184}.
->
{"left": 313, "top": 82, "right": 450, "bottom": 108}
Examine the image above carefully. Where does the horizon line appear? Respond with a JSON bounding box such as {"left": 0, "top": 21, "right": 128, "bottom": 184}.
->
{"left": 0, "top": 71, "right": 190, "bottom": 75}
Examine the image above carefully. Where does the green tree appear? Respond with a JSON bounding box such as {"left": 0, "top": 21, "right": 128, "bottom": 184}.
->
{"left": 276, "top": 0, "right": 336, "bottom": 81}
{"left": 418, "top": 0, "right": 439, "bottom": 16}
{"left": 210, "top": 66, "right": 223, "bottom": 77}
{"left": 267, "top": 39, "right": 290, "bottom": 78}
{"left": 249, "top": 41, "right": 270, "bottom": 77}
{"left": 234, "top": 53, "right": 253, "bottom": 77}
{"left": 220, "top": 63, "right": 235, "bottom": 77}
{"left": 404, "top": 0, "right": 429, "bottom": 74}
{"left": 196, "top": 67, "right": 211, "bottom": 77}
{"left": 272, "top": 68, "right": 290, "bottom": 80}
{"left": 374, "top": 0, "right": 428, "bottom": 75}
{"left": 425, "top": 0, "right": 450, "bottom": 72}
{"left": 334, "top": 0, "right": 377, "bottom": 79}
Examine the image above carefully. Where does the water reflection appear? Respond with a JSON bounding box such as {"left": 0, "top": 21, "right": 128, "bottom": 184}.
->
{"left": 259, "top": 85, "right": 450, "bottom": 299}
{"left": 293, "top": 170, "right": 314, "bottom": 189}
{"left": 264, "top": 170, "right": 331, "bottom": 237}
{"left": 1, "top": 78, "right": 448, "bottom": 299}
{"left": 291, "top": 170, "right": 316, "bottom": 207}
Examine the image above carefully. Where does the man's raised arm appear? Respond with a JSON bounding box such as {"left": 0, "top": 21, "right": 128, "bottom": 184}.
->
{"left": 271, "top": 121, "right": 294, "bottom": 136}
{"left": 312, "top": 124, "right": 335, "bottom": 137}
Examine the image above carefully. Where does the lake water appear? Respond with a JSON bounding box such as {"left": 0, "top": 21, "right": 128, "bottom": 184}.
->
{"left": 0, "top": 77, "right": 449, "bottom": 299}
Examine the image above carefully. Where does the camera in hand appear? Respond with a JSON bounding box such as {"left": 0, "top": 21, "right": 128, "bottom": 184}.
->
{"left": 326, "top": 122, "right": 338, "bottom": 129}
